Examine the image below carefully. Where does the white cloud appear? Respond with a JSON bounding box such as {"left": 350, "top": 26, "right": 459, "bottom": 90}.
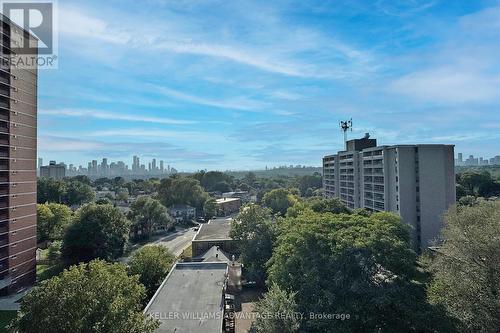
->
{"left": 390, "top": 68, "right": 500, "bottom": 103}
{"left": 389, "top": 5, "right": 500, "bottom": 104}
{"left": 87, "top": 129, "right": 227, "bottom": 142}
{"left": 40, "top": 109, "right": 196, "bottom": 125}
{"left": 57, "top": 3, "right": 375, "bottom": 79}
{"left": 153, "top": 85, "right": 269, "bottom": 111}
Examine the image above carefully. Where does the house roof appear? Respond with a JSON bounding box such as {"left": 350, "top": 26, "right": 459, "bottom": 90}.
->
{"left": 195, "top": 246, "right": 231, "bottom": 262}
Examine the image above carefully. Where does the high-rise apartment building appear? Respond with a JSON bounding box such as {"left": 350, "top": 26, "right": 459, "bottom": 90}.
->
{"left": 40, "top": 161, "right": 65, "bottom": 180}
{"left": 323, "top": 135, "right": 455, "bottom": 252}
{"left": 0, "top": 17, "right": 38, "bottom": 294}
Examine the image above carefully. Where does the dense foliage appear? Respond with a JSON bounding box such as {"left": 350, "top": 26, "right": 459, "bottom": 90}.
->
{"left": 426, "top": 200, "right": 500, "bottom": 332}
{"left": 262, "top": 188, "right": 298, "bottom": 215}
{"left": 37, "top": 178, "right": 95, "bottom": 205}
{"left": 11, "top": 260, "right": 159, "bottom": 333}
{"left": 456, "top": 170, "right": 500, "bottom": 199}
{"left": 157, "top": 176, "right": 209, "bottom": 212}
{"left": 128, "top": 245, "right": 175, "bottom": 301}
{"left": 128, "top": 196, "right": 172, "bottom": 240}
{"left": 230, "top": 205, "right": 276, "bottom": 285}
{"left": 251, "top": 284, "right": 300, "bottom": 333}
{"left": 36, "top": 203, "right": 72, "bottom": 243}
{"left": 62, "top": 204, "right": 130, "bottom": 264}
{"left": 264, "top": 210, "right": 454, "bottom": 332}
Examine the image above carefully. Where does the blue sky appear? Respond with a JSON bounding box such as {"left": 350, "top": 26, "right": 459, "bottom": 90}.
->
{"left": 38, "top": 0, "right": 500, "bottom": 171}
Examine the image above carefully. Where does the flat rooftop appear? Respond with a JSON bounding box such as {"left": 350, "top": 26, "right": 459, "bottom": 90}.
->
{"left": 194, "top": 221, "right": 232, "bottom": 241}
{"left": 215, "top": 198, "right": 240, "bottom": 204}
{"left": 145, "top": 262, "right": 227, "bottom": 333}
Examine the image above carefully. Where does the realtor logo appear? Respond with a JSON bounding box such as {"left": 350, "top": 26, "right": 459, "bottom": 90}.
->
{"left": 1, "top": 0, "right": 58, "bottom": 68}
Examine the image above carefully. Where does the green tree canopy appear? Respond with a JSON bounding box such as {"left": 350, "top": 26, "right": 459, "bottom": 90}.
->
{"left": 268, "top": 211, "right": 454, "bottom": 332}
{"left": 195, "top": 171, "right": 234, "bottom": 192}
{"left": 427, "top": 201, "right": 500, "bottom": 332}
{"left": 128, "top": 197, "right": 172, "bottom": 240}
{"left": 128, "top": 245, "right": 175, "bottom": 301}
{"left": 286, "top": 197, "right": 350, "bottom": 218}
{"left": 296, "top": 174, "right": 322, "bottom": 197}
{"left": 230, "top": 204, "right": 276, "bottom": 285}
{"left": 37, "top": 203, "right": 72, "bottom": 243}
{"left": 64, "top": 180, "right": 95, "bottom": 206}
{"left": 37, "top": 178, "right": 65, "bottom": 203}
{"left": 62, "top": 204, "right": 130, "bottom": 264}
{"left": 157, "top": 176, "right": 209, "bottom": 211}
{"left": 457, "top": 170, "right": 495, "bottom": 196}
{"left": 203, "top": 198, "right": 217, "bottom": 220}
{"left": 262, "top": 188, "right": 298, "bottom": 216}
{"left": 251, "top": 284, "right": 299, "bottom": 333}
{"left": 11, "top": 260, "right": 159, "bottom": 333}
{"left": 116, "top": 187, "right": 130, "bottom": 202}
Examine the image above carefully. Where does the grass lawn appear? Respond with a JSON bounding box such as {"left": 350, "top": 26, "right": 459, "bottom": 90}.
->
{"left": 0, "top": 310, "right": 17, "bottom": 333}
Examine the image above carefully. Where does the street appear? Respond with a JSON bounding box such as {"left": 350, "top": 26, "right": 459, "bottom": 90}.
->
{"left": 154, "top": 227, "right": 197, "bottom": 256}
{"left": 119, "top": 227, "right": 197, "bottom": 263}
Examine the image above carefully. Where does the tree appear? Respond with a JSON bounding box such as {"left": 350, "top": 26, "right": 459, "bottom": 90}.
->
{"left": 458, "top": 171, "right": 492, "bottom": 196}
{"left": 203, "top": 198, "right": 217, "bottom": 221}
{"left": 128, "top": 197, "right": 172, "bottom": 240}
{"left": 96, "top": 198, "right": 113, "bottom": 205}
{"left": 37, "top": 203, "right": 72, "bottom": 243}
{"left": 457, "top": 195, "right": 480, "bottom": 207}
{"left": 287, "top": 197, "right": 350, "bottom": 218}
{"left": 243, "top": 172, "right": 257, "bottom": 187}
{"left": 197, "top": 171, "right": 234, "bottom": 192}
{"left": 47, "top": 240, "right": 62, "bottom": 261}
{"left": 157, "top": 176, "right": 209, "bottom": 211}
{"left": 128, "top": 245, "right": 175, "bottom": 300}
{"left": 116, "top": 187, "right": 130, "bottom": 202}
{"left": 262, "top": 189, "right": 297, "bottom": 216}
{"left": 268, "top": 211, "right": 455, "bottom": 332}
{"left": 37, "top": 178, "right": 65, "bottom": 203}
{"left": 297, "top": 174, "right": 322, "bottom": 196}
{"left": 230, "top": 205, "right": 276, "bottom": 285}
{"left": 62, "top": 204, "right": 130, "bottom": 264}
{"left": 427, "top": 201, "right": 500, "bottom": 332}
{"left": 64, "top": 180, "right": 95, "bottom": 206}
{"left": 72, "top": 175, "right": 92, "bottom": 185}
{"left": 251, "top": 284, "right": 299, "bottom": 333}
{"left": 478, "top": 180, "right": 500, "bottom": 197}
{"left": 10, "top": 260, "right": 159, "bottom": 333}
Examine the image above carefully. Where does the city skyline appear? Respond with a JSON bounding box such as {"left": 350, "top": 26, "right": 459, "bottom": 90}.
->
{"left": 38, "top": 156, "right": 177, "bottom": 177}
{"left": 38, "top": 0, "right": 500, "bottom": 170}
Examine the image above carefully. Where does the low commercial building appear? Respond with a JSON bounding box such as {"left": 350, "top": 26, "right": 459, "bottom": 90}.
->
{"left": 169, "top": 204, "right": 196, "bottom": 223}
{"left": 215, "top": 198, "right": 241, "bottom": 216}
{"left": 145, "top": 262, "right": 228, "bottom": 333}
{"left": 191, "top": 219, "right": 236, "bottom": 257}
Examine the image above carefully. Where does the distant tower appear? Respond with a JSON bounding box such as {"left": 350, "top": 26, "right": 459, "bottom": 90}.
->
{"left": 340, "top": 119, "right": 353, "bottom": 150}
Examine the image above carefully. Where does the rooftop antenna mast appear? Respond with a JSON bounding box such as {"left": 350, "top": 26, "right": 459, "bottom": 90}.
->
{"left": 340, "top": 119, "right": 353, "bottom": 150}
